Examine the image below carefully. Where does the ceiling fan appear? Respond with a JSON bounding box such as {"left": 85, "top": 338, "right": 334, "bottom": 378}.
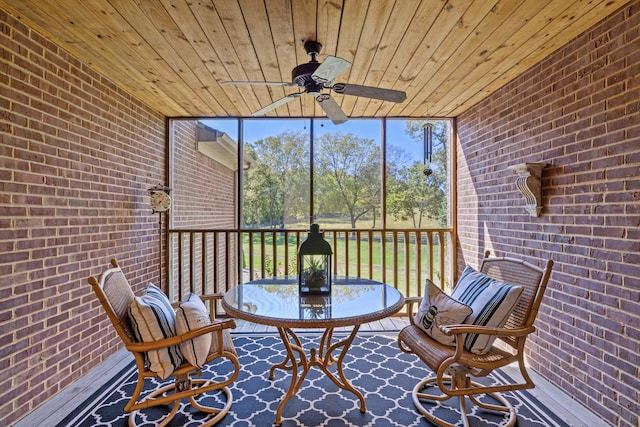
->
{"left": 223, "top": 40, "right": 407, "bottom": 124}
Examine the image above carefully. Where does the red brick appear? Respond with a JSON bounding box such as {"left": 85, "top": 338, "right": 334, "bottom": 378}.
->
{"left": 456, "top": 2, "right": 640, "bottom": 423}
{"left": 0, "top": 10, "right": 165, "bottom": 425}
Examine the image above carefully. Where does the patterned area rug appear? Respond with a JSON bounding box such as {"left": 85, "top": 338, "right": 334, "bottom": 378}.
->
{"left": 56, "top": 334, "right": 570, "bottom": 427}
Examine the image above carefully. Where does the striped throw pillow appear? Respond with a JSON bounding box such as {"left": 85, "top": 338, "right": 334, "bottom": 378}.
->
{"left": 128, "top": 284, "right": 183, "bottom": 379}
{"left": 176, "top": 293, "right": 212, "bottom": 369}
{"left": 451, "top": 266, "right": 523, "bottom": 354}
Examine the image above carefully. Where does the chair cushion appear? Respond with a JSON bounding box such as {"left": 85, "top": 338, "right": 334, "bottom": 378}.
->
{"left": 128, "top": 284, "right": 183, "bottom": 379}
{"left": 451, "top": 266, "right": 524, "bottom": 354}
{"left": 414, "top": 279, "right": 472, "bottom": 346}
{"left": 176, "top": 293, "right": 212, "bottom": 369}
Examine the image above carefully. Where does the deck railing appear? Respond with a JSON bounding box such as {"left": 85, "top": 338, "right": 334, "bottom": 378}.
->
{"left": 167, "top": 227, "right": 454, "bottom": 314}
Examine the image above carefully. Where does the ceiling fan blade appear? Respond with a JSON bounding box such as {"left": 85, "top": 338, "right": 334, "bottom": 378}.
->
{"left": 331, "top": 83, "right": 406, "bottom": 103}
{"left": 252, "top": 93, "right": 301, "bottom": 116}
{"left": 312, "top": 56, "right": 351, "bottom": 85}
{"left": 222, "top": 81, "right": 295, "bottom": 86}
{"left": 315, "top": 94, "right": 348, "bottom": 125}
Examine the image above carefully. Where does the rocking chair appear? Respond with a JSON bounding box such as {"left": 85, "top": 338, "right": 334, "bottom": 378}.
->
{"left": 398, "top": 251, "right": 553, "bottom": 427}
{"left": 88, "top": 259, "right": 240, "bottom": 426}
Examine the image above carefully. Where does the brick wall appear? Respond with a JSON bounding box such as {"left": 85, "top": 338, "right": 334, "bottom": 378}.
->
{"left": 171, "top": 120, "right": 236, "bottom": 229}
{"left": 169, "top": 120, "right": 238, "bottom": 296}
{"left": 0, "top": 10, "right": 166, "bottom": 426}
{"left": 456, "top": 1, "right": 640, "bottom": 425}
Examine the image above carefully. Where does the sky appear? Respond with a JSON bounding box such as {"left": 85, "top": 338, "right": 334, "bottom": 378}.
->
{"left": 201, "top": 117, "right": 429, "bottom": 162}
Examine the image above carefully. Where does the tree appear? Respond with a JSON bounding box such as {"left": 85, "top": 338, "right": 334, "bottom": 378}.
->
{"left": 243, "top": 131, "right": 309, "bottom": 228}
{"left": 241, "top": 121, "right": 448, "bottom": 230}
{"left": 386, "top": 144, "right": 415, "bottom": 224}
{"left": 315, "top": 133, "right": 380, "bottom": 228}
{"left": 386, "top": 120, "right": 449, "bottom": 228}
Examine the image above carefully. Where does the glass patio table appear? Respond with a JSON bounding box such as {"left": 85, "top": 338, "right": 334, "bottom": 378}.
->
{"left": 222, "top": 276, "right": 405, "bottom": 426}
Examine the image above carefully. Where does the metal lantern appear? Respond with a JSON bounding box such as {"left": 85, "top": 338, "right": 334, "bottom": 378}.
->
{"left": 299, "top": 294, "right": 332, "bottom": 319}
{"left": 298, "top": 223, "right": 332, "bottom": 295}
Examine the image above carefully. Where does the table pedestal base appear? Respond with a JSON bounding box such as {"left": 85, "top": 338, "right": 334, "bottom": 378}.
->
{"left": 269, "top": 326, "right": 365, "bottom": 425}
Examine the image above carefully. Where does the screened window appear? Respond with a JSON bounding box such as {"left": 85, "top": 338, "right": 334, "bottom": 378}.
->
{"left": 169, "top": 118, "right": 451, "bottom": 231}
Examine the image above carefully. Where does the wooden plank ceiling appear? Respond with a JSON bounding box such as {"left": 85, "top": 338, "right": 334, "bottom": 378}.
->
{"left": 0, "top": 0, "right": 627, "bottom": 119}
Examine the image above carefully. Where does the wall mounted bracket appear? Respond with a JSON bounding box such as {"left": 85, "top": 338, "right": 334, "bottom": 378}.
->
{"left": 508, "top": 162, "right": 547, "bottom": 217}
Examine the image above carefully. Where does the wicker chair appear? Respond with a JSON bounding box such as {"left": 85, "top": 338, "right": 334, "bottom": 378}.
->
{"left": 398, "top": 251, "right": 553, "bottom": 427}
{"left": 88, "top": 259, "right": 240, "bottom": 426}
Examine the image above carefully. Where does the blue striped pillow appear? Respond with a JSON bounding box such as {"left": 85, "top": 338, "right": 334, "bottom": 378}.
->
{"left": 128, "top": 284, "right": 183, "bottom": 379}
{"left": 451, "top": 266, "right": 523, "bottom": 354}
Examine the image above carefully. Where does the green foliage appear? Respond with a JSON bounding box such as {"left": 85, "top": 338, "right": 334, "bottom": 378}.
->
{"left": 386, "top": 120, "right": 449, "bottom": 228}
{"left": 243, "top": 131, "right": 309, "bottom": 228}
{"left": 303, "top": 256, "right": 324, "bottom": 273}
{"left": 241, "top": 120, "right": 449, "bottom": 230}
{"left": 315, "top": 132, "right": 381, "bottom": 228}
{"left": 263, "top": 256, "right": 275, "bottom": 276}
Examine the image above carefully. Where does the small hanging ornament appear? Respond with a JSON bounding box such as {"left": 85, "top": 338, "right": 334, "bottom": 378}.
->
{"left": 423, "top": 121, "right": 434, "bottom": 176}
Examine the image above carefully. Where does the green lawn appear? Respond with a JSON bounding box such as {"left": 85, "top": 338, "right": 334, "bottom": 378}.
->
{"left": 241, "top": 230, "right": 449, "bottom": 296}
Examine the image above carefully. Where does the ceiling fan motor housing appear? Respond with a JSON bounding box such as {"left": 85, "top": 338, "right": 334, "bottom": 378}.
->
{"left": 292, "top": 62, "right": 323, "bottom": 95}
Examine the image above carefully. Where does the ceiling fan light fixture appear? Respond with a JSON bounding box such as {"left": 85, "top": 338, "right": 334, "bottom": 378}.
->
{"left": 306, "top": 82, "right": 323, "bottom": 96}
